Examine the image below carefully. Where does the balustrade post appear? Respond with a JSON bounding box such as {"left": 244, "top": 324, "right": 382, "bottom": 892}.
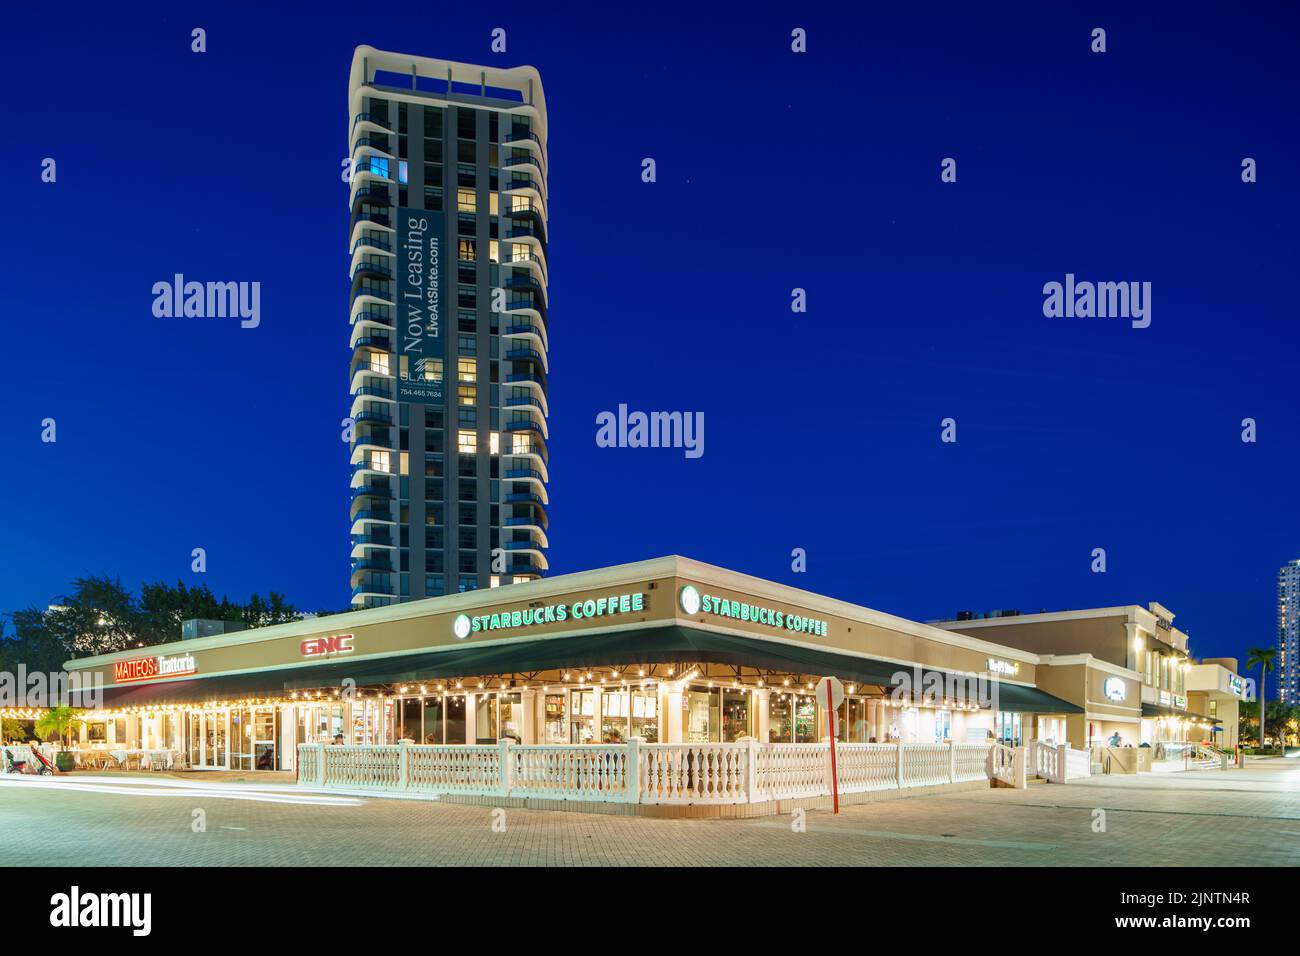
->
{"left": 949, "top": 740, "right": 957, "bottom": 783}
{"left": 1015, "top": 746, "right": 1027, "bottom": 789}
{"left": 741, "top": 736, "right": 759, "bottom": 803}
{"left": 1056, "top": 743, "right": 1068, "bottom": 783}
{"left": 895, "top": 741, "right": 904, "bottom": 789}
{"left": 498, "top": 739, "right": 513, "bottom": 797}
{"left": 399, "top": 739, "right": 409, "bottom": 791}
{"left": 626, "top": 736, "right": 642, "bottom": 804}
{"left": 317, "top": 743, "right": 327, "bottom": 786}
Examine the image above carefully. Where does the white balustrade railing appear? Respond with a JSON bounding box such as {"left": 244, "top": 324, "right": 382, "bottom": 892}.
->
{"left": 1028, "top": 740, "right": 1064, "bottom": 783}
{"left": 988, "top": 742, "right": 1026, "bottom": 788}
{"left": 641, "top": 743, "right": 748, "bottom": 804}
{"left": 298, "top": 739, "right": 1016, "bottom": 804}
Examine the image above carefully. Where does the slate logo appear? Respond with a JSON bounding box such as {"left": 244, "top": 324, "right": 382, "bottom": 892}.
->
{"left": 49, "top": 886, "right": 151, "bottom": 937}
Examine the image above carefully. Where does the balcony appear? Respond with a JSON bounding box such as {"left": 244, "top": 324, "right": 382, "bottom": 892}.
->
{"left": 505, "top": 514, "right": 549, "bottom": 535}
{"left": 352, "top": 558, "right": 394, "bottom": 573}
{"left": 352, "top": 210, "right": 392, "bottom": 230}
{"left": 351, "top": 360, "right": 394, "bottom": 378}
{"left": 352, "top": 112, "right": 393, "bottom": 135}
{"left": 351, "top": 259, "right": 393, "bottom": 282}
{"left": 351, "top": 284, "right": 394, "bottom": 307}
{"left": 504, "top": 420, "right": 544, "bottom": 435}
{"left": 351, "top": 483, "right": 393, "bottom": 500}
{"left": 506, "top": 492, "right": 546, "bottom": 507}
{"left": 353, "top": 134, "right": 392, "bottom": 153}
{"left": 504, "top": 375, "right": 546, "bottom": 401}
{"left": 505, "top": 347, "right": 544, "bottom": 365}
{"left": 352, "top": 160, "right": 392, "bottom": 182}
{"left": 352, "top": 233, "right": 393, "bottom": 255}
{"left": 351, "top": 183, "right": 391, "bottom": 206}
{"left": 351, "top": 431, "right": 391, "bottom": 452}
{"left": 504, "top": 396, "right": 544, "bottom": 412}
{"left": 352, "top": 335, "right": 392, "bottom": 352}
{"left": 505, "top": 276, "right": 546, "bottom": 299}
{"left": 352, "top": 385, "right": 394, "bottom": 401}
{"left": 353, "top": 408, "right": 393, "bottom": 425}
{"left": 351, "top": 310, "right": 394, "bottom": 330}
{"left": 351, "top": 509, "right": 395, "bottom": 524}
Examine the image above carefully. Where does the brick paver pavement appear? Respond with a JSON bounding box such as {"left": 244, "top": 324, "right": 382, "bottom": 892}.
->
{"left": 2, "top": 759, "right": 1297, "bottom": 866}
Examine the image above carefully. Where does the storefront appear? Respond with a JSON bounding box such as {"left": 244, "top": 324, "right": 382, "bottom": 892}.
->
{"left": 61, "top": 557, "right": 1082, "bottom": 772}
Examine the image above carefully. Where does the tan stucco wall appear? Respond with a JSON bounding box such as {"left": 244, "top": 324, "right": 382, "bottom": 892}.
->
{"left": 66, "top": 565, "right": 1040, "bottom": 696}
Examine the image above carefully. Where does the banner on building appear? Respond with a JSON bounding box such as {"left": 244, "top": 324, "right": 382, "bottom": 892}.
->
{"left": 395, "top": 206, "right": 445, "bottom": 404}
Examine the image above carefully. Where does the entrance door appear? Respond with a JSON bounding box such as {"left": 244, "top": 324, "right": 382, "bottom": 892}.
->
{"left": 188, "top": 709, "right": 230, "bottom": 770}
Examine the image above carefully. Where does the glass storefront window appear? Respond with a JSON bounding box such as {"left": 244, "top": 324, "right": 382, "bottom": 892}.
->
{"left": 934, "top": 709, "right": 952, "bottom": 743}
{"left": 630, "top": 691, "right": 658, "bottom": 742}
{"left": 602, "top": 691, "right": 628, "bottom": 743}
{"left": 685, "top": 689, "right": 718, "bottom": 743}
{"left": 722, "top": 690, "right": 749, "bottom": 741}
{"left": 544, "top": 693, "right": 567, "bottom": 743}
{"left": 499, "top": 693, "right": 522, "bottom": 743}
{"left": 794, "top": 695, "right": 818, "bottom": 743}
{"left": 996, "top": 711, "right": 1022, "bottom": 746}
{"left": 422, "top": 697, "right": 444, "bottom": 744}
{"left": 570, "top": 691, "right": 595, "bottom": 744}
{"left": 445, "top": 696, "right": 466, "bottom": 744}
{"left": 847, "top": 699, "right": 869, "bottom": 742}
{"left": 399, "top": 699, "right": 421, "bottom": 741}
{"left": 475, "top": 694, "right": 498, "bottom": 744}
{"left": 770, "top": 693, "right": 793, "bottom": 743}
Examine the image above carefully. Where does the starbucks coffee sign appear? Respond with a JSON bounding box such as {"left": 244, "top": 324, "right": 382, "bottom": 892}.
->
{"left": 677, "top": 585, "right": 828, "bottom": 637}
{"left": 453, "top": 592, "right": 646, "bottom": 639}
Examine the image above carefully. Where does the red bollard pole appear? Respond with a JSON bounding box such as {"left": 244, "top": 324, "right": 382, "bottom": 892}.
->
{"left": 826, "top": 678, "right": 839, "bottom": 814}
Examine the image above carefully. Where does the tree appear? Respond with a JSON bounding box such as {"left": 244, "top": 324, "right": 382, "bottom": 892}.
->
{"left": 2, "top": 716, "right": 28, "bottom": 744}
{"left": 35, "top": 706, "right": 82, "bottom": 749}
{"left": 1246, "top": 647, "right": 1278, "bottom": 753}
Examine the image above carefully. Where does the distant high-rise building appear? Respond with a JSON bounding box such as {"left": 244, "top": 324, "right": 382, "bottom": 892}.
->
{"left": 1279, "top": 559, "right": 1300, "bottom": 703}
{"left": 347, "top": 47, "right": 550, "bottom": 608}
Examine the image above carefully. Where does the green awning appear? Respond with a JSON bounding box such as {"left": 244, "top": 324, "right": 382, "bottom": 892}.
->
{"left": 100, "top": 625, "right": 1080, "bottom": 714}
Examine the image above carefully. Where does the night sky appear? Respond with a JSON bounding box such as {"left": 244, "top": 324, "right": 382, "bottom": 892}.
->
{"left": 4, "top": 1, "right": 1298, "bottom": 666}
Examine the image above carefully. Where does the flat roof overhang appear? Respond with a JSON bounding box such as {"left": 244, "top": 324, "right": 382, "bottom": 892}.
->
{"left": 1140, "top": 702, "right": 1214, "bottom": 722}
{"left": 99, "top": 625, "right": 1081, "bottom": 714}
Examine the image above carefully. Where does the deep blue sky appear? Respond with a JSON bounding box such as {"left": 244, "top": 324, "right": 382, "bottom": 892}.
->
{"left": 3, "top": 2, "right": 1298, "bottom": 666}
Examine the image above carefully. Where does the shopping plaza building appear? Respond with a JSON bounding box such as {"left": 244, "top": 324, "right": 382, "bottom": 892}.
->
{"left": 57, "top": 557, "right": 1242, "bottom": 775}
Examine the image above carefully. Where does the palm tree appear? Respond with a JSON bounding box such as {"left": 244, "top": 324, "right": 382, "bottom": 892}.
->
{"left": 1246, "top": 647, "right": 1278, "bottom": 754}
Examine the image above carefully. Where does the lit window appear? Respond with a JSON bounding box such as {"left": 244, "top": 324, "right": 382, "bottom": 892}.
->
{"left": 371, "top": 451, "right": 391, "bottom": 473}
{"left": 398, "top": 160, "right": 409, "bottom": 184}
{"left": 459, "top": 385, "right": 476, "bottom": 406}
{"left": 489, "top": 432, "right": 499, "bottom": 454}
{"left": 399, "top": 451, "right": 409, "bottom": 476}
{"left": 458, "top": 431, "right": 477, "bottom": 454}
{"left": 457, "top": 188, "right": 476, "bottom": 212}
{"left": 511, "top": 434, "right": 531, "bottom": 454}
{"left": 511, "top": 195, "right": 530, "bottom": 212}
{"left": 458, "top": 357, "right": 476, "bottom": 382}
{"left": 490, "top": 576, "right": 501, "bottom": 589}
{"left": 489, "top": 193, "right": 500, "bottom": 215}
{"left": 458, "top": 238, "right": 476, "bottom": 261}
{"left": 489, "top": 240, "right": 499, "bottom": 263}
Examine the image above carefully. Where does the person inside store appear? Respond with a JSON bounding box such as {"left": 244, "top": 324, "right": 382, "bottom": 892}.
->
{"left": 331, "top": 734, "right": 344, "bottom": 746}
{"left": 1108, "top": 731, "right": 1122, "bottom": 748}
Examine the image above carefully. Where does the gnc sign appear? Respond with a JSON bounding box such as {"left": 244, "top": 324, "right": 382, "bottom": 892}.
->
{"left": 300, "top": 634, "right": 355, "bottom": 658}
